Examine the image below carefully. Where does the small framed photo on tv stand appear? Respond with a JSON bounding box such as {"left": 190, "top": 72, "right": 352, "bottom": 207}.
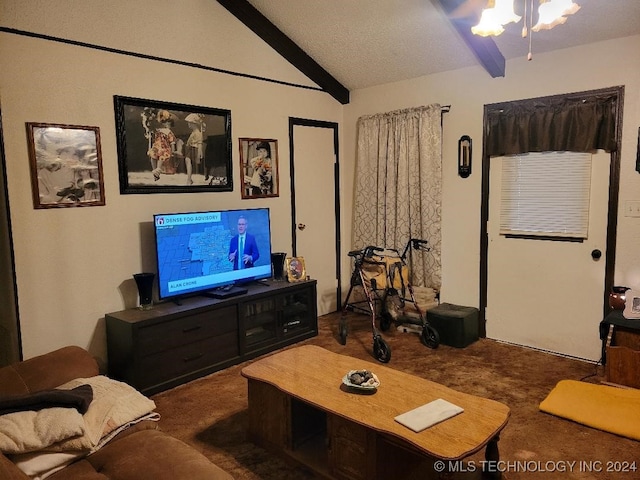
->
{"left": 286, "top": 257, "right": 306, "bottom": 282}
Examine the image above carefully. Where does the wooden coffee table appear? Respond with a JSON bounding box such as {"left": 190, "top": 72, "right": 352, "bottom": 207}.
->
{"left": 242, "top": 345, "right": 510, "bottom": 479}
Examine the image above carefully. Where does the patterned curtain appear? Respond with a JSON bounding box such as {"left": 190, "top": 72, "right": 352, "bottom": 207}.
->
{"left": 353, "top": 104, "right": 442, "bottom": 289}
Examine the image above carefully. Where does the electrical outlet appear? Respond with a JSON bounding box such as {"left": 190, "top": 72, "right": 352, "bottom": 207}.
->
{"left": 624, "top": 200, "right": 640, "bottom": 217}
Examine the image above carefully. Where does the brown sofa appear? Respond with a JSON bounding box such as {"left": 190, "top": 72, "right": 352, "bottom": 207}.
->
{"left": 0, "top": 346, "right": 233, "bottom": 480}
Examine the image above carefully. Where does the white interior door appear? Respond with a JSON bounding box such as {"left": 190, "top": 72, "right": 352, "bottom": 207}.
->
{"left": 486, "top": 151, "right": 610, "bottom": 361}
{"left": 292, "top": 124, "right": 338, "bottom": 316}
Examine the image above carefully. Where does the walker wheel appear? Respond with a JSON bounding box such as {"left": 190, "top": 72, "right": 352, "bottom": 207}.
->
{"left": 339, "top": 318, "right": 348, "bottom": 345}
{"left": 373, "top": 336, "right": 391, "bottom": 363}
{"left": 421, "top": 324, "right": 440, "bottom": 349}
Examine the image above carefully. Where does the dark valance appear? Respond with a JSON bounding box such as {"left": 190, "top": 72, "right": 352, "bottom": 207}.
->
{"left": 485, "top": 91, "right": 619, "bottom": 157}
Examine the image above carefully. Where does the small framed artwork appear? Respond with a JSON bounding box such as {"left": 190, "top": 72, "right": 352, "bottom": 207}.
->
{"left": 286, "top": 256, "right": 306, "bottom": 282}
{"left": 26, "top": 122, "right": 105, "bottom": 209}
{"left": 623, "top": 289, "right": 640, "bottom": 319}
{"left": 239, "top": 138, "right": 279, "bottom": 199}
{"left": 114, "top": 96, "right": 232, "bottom": 194}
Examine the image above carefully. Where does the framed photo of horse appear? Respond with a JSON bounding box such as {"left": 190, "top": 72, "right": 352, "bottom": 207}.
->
{"left": 114, "top": 96, "right": 232, "bottom": 194}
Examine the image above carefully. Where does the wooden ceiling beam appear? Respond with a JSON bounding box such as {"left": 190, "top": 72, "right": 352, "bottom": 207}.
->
{"left": 216, "top": 0, "right": 350, "bottom": 104}
{"left": 435, "top": 0, "right": 505, "bottom": 78}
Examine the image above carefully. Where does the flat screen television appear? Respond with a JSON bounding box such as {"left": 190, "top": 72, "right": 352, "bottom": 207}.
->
{"left": 153, "top": 207, "right": 272, "bottom": 301}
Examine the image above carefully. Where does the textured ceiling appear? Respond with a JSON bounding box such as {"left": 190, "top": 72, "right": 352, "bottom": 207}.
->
{"left": 246, "top": 0, "right": 640, "bottom": 90}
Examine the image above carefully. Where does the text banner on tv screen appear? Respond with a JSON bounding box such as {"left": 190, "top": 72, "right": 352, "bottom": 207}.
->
{"left": 155, "top": 212, "right": 222, "bottom": 227}
{"left": 167, "top": 265, "right": 271, "bottom": 294}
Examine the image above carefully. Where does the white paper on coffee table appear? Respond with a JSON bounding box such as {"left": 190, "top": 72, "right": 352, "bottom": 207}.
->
{"left": 394, "top": 398, "right": 464, "bottom": 432}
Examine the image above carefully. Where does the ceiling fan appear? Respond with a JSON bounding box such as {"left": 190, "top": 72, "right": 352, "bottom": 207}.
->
{"left": 441, "top": 0, "right": 580, "bottom": 60}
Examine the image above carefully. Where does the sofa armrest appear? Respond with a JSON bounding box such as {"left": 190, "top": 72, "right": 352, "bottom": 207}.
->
{"left": 0, "top": 452, "right": 29, "bottom": 480}
{"left": 0, "top": 346, "right": 99, "bottom": 396}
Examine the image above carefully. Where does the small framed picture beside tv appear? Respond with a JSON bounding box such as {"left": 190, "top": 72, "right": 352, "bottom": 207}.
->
{"left": 239, "top": 138, "right": 279, "bottom": 199}
{"left": 286, "top": 257, "right": 306, "bottom": 282}
{"left": 114, "top": 95, "right": 232, "bottom": 194}
{"left": 153, "top": 207, "right": 272, "bottom": 301}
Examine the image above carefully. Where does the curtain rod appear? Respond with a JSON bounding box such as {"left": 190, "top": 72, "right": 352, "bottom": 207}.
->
{"left": 441, "top": 105, "right": 451, "bottom": 113}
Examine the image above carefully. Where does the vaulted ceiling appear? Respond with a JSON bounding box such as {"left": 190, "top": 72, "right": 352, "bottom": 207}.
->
{"left": 217, "top": 0, "right": 640, "bottom": 104}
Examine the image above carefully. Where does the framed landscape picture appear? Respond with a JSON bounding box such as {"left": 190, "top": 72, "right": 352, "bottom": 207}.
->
{"left": 114, "top": 96, "right": 232, "bottom": 194}
{"left": 26, "top": 122, "right": 105, "bottom": 209}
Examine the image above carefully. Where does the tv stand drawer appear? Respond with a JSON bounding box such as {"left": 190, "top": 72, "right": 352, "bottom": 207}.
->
{"left": 138, "top": 306, "right": 237, "bottom": 355}
{"left": 137, "top": 331, "right": 240, "bottom": 391}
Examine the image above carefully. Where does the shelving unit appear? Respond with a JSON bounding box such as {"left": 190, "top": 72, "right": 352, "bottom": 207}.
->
{"left": 106, "top": 280, "right": 317, "bottom": 395}
{"left": 601, "top": 310, "right": 640, "bottom": 389}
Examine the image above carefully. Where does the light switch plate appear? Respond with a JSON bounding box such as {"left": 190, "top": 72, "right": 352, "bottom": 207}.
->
{"left": 624, "top": 200, "right": 640, "bottom": 217}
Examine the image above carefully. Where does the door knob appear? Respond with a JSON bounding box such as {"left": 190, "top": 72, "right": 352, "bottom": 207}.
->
{"left": 297, "top": 223, "right": 306, "bottom": 231}
{"left": 591, "top": 249, "right": 602, "bottom": 260}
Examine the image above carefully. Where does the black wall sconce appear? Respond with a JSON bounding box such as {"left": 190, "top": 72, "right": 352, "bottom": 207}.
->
{"left": 458, "top": 135, "right": 472, "bottom": 178}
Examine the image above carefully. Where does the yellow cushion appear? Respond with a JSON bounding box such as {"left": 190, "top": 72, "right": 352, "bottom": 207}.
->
{"left": 539, "top": 380, "right": 640, "bottom": 440}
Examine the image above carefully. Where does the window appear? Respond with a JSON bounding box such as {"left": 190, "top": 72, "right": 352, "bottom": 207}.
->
{"left": 499, "top": 152, "right": 592, "bottom": 239}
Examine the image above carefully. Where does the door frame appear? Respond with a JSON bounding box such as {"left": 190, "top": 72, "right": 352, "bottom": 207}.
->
{"left": 288, "top": 117, "right": 342, "bottom": 309}
{"left": 479, "top": 86, "right": 624, "bottom": 337}
{"left": 0, "top": 106, "right": 22, "bottom": 364}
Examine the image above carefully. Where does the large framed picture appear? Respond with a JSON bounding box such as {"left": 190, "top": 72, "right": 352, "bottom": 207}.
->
{"left": 239, "top": 138, "right": 279, "bottom": 199}
{"left": 26, "top": 122, "right": 105, "bottom": 209}
{"left": 114, "top": 96, "right": 232, "bottom": 194}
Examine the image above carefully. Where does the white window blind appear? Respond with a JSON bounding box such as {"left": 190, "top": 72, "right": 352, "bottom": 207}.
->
{"left": 500, "top": 152, "right": 592, "bottom": 238}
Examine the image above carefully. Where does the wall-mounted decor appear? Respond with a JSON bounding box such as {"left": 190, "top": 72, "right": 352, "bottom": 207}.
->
{"left": 286, "top": 256, "right": 306, "bottom": 282}
{"left": 239, "top": 138, "right": 279, "bottom": 199}
{"left": 114, "top": 96, "right": 232, "bottom": 194}
{"left": 26, "top": 123, "right": 105, "bottom": 209}
{"left": 458, "top": 135, "right": 472, "bottom": 178}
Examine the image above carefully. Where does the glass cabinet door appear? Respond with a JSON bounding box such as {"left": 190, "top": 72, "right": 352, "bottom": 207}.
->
{"left": 242, "top": 297, "right": 277, "bottom": 348}
{"left": 281, "top": 288, "right": 313, "bottom": 336}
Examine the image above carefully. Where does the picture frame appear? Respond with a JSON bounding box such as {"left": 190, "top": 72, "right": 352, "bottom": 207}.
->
{"left": 26, "top": 122, "right": 105, "bottom": 209}
{"left": 114, "top": 96, "right": 232, "bottom": 194}
{"left": 623, "top": 289, "right": 640, "bottom": 319}
{"left": 286, "top": 256, "right": 306, "bottom": 282}
{"left": 239, "top": 138, "right": 279, "bottom": 199}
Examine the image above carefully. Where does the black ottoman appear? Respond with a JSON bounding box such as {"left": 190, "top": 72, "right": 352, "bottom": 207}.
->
{"left": 427, "top": 303, "right": 479, "bottom": 348}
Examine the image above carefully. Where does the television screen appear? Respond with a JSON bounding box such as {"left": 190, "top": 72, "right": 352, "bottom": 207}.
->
{"left": 153, "top": 208, "right": 272, "bottom": 300}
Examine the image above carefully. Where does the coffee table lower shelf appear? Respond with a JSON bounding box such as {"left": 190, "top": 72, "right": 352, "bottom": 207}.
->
{"left": 247, "top": 379, "right": 503, "bottom": 480}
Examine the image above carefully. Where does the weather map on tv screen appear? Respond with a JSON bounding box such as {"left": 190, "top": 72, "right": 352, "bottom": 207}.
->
{"left": 153, "top": 208, "right": 272, "bottom": 300}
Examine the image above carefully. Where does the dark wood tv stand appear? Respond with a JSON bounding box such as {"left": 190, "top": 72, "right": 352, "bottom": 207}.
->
{"left": 106, "top": 280, "right": 317, "bottom": 395}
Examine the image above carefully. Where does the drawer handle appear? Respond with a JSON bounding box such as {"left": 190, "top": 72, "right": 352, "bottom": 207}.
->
{"left": 183, "top": 353, "right": 204, "bottom": 362}
{"left": 182, "top": 325, "right": 202, "bottom": 333}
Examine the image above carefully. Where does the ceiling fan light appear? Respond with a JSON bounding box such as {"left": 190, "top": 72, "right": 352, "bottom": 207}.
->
{"left": 471, "top": 8, "right": 505, "bottom": 37}
{"left": 550, "top": 0, "right": 581, "bottom": 16}
{"left": 494, "top": 0, "right": 522, "bottom": 25}
{"left": 531, "top": 1, "right": 568, "bottom": 32}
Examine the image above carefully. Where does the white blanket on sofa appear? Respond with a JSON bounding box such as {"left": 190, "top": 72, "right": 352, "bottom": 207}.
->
{"left": 0, "top": 376, "right": 157, "bottom": 455}
{"left": 52, "top": 376, "right": 157, "bottom": 451}
{"left": 2, "top": 376, "right": 159, "bottom": 479}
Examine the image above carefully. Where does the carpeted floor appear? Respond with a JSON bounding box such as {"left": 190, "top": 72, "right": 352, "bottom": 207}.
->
{"left": 152, "top": 312, "right": 640, "bottom": 479}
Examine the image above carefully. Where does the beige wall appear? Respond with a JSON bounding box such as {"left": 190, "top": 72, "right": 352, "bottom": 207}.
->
{"left": 2, "top": 0, "right": 639, "bottom": 363}
{"left": 0, "top": 0, "right": 341, "bottom": 364}
{"left": 344, "top": 34, "right": 640, "bottom": 311}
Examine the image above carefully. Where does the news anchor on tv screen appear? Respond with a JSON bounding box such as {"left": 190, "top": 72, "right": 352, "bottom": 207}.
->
{"left": 228, "top": 215, "right": 259, "bottom": 270}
